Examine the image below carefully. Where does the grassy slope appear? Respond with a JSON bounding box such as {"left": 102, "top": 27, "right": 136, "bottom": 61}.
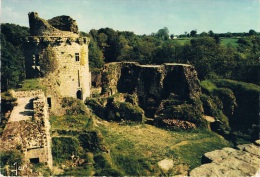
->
{"left": 96, "top": 120, "right": 231, "bottom": 176}
{"left": 175, "top": 37, "right": 239, "bottom": 47}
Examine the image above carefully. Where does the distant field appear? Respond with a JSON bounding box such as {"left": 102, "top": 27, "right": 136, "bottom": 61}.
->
{"left": 174, "top": 38, "right": 191, "bottom": 45}
{"left": 220, "top": 37, "right": 239, "bottom": 47}
{"left": 174, "top": 37, "right": 239, "bottom": 48}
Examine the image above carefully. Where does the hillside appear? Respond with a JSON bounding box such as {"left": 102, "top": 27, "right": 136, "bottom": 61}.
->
{"left": 1, "top": 22, "right": 259, "bottom": 176}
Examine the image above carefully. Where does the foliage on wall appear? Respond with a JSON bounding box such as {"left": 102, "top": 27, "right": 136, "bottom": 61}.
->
{"left": 41, "top": 46, "right": 58, "bottom": 75}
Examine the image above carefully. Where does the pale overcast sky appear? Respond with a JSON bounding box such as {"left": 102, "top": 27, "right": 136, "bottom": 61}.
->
{"left": 1, "top": 0, "right": 260, "bottom": 35}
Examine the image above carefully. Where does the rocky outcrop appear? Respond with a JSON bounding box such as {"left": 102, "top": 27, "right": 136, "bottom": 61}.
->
{"left": 190, "top": 140, "right": 260, "bottom": 177}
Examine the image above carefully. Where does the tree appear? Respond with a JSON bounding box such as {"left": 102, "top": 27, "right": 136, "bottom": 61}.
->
{"left": 156, "top": 27, "right": 169, "bottom": 40}
{"left": 88, "top": 39, "right": 104, "bottom": 69}
{"left": 200, "top": 32, "right": 208, "bottom": 37}
{"left": 208, "top": 30, "right": 214, "bottom": 37}
{"left": 249, "top": 29, "right": 257, "bottom": 36}
{"left": 190, "top": 30, "right": 197, "bottom": 37}
{"left": 1, "top": 24, "right": 28, "bottom": 91}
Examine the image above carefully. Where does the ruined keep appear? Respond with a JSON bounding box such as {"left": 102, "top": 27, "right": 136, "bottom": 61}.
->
{"left": 25, "top": 12, "right": 91, "bottom": 101}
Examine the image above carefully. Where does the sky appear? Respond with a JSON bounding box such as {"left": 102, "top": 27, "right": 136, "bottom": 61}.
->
{"left": 1, "top": 0, "right": 260, "bottom": 35}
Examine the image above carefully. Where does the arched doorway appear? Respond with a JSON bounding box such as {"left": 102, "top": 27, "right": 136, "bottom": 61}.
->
{"left": 76, "top": 90, "right": 82, "bottom": 100}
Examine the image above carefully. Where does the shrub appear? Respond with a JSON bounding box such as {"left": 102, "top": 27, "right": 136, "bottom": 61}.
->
{"left": 78, "top": 131, "right": 106, "bottom": 152}
{"left": 62, "top": 97, "right": 88, "bottom": 115}
{"left": 212, "top": 79, "right": 260, "bottom": 131}
{"left": 0, "top": 150, "right": 24, "bottom": 176}
{"left": 52, "top": 136, "right": 82, "bottom": 163}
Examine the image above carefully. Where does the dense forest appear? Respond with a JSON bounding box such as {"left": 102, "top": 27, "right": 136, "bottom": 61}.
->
{"left": 1, "top": 23, "right": 259, "bottom": 91}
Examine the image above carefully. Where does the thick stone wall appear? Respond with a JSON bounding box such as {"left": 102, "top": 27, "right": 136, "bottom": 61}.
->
{"left": 11, "top": 89, "right": 44, "bottom": 98}
{"left": 25, "top": 12, "right": 91, "bottom": 103}
{"left": 0, "top": 90, "right": 53, "bottom": 170}
{"left": 99, "top": 62, "right": 201, "bottom": 117}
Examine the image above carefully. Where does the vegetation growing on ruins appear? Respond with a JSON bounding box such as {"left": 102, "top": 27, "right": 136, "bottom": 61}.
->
{"left": 1, "top": 22, "right": 259, "bottom": 176}
{"left": 41, "top": 46, "right": 58, "bottom": 75}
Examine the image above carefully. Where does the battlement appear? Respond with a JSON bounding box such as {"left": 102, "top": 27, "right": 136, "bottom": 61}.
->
{"left": 25, "top": 36, "right": 90, "bottom": 45}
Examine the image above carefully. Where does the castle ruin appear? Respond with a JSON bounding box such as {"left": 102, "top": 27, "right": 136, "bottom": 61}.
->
{"left": 25, "top": 12, "right": 91, "bottom": 105}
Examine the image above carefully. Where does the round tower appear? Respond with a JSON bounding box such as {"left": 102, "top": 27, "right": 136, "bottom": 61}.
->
{"left": 25, "top": 12, "right": 91, "bottom": 101}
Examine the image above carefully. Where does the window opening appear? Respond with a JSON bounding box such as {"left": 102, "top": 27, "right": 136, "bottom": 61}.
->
{"left": 75, "top": 53, "right": 80, "bottom": 61}
{"left": 47, "top": 97, "right": 52, "bottom": 108}
{"left": 30, "top": 158, "right": 39, "bottom": 164}
{"left": 78, "top": 70, "right": 80, "bottom": 87}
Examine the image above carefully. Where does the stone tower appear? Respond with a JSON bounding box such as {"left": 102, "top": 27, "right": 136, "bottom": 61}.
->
{"left": 25, "top": 12, "right": 91, "bottom": 101}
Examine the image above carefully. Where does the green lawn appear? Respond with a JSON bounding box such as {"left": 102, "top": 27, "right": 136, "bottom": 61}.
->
{"left": 97, "top": 121, "right": 232, "bottom": 176}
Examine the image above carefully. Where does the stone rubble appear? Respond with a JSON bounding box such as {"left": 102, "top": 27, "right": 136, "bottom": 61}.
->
{"left": 189, "top": 140, "right": 260, "bottom": 177}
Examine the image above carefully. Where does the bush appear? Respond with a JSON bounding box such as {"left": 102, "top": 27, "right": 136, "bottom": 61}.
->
{"left": 78, "top": 131, "right": 106, "bottom": 152}
{"left": 0, "top": 150, "right": 24, "bottom": 176}
{"left": 212, "top": 79, "right": 260, "bottom": 131}
{"left": 62, "top": 97, "right": 88, "bottom": 115}
{"left": 52, "top": 137, "right": 82, "bottom": 163}
{"left": 94, "top": 153, "right": 113, "bottom": 170}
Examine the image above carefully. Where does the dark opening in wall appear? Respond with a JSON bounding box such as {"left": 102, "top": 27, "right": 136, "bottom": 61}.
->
{"left": 77, "top": 90, "right": 82, "bottom": 100}
{"left": 47, "top": 97, "right": 52, "bottom": 108}
{"left": 30, "top": 158, "right": 39, "bottom": 164}
{"left": 35, "top": 54, "right": 39, "bottom": 66}
{"left": 75, "top": 53, "right": 80, "bottom": 61}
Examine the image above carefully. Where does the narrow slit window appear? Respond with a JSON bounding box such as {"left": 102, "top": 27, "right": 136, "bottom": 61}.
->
{"left": 35, "top": 54, "right": 39, "bottom": 66}
{"left": 47, "top": 97, "right": 52, "bottom": 108}
{"left": 75, "top": 53, "right": 80, "bottom": 61}
{"left": 78, "top": 70, "right": 80, "bottom": 87}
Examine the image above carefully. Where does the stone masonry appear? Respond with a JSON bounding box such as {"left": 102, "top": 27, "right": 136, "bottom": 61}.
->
{"left": 0, "top": 90, "right": 53, "bottom": 170}
{"left": 190, "top": 140, "right": 260, "bottom": 176}
{"left": 25, "top": 12, "right": 91, "bottom": 106}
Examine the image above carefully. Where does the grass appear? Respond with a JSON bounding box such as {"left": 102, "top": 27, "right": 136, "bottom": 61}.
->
{"left": 174, "top": 38, "right": 191, "bottom": 45}
{"left": 96, "top": 121, "right": 231, "bottom": 175}
{"left": 200, "top": 80, "right": 218, "bottom": 93}
{"left": 16, "top": 79, "right": 47, "bottom": 92}
{"left": 175, "top": 37, "right": 239, "bottom": 48}
{"left": 220, "top": 37, "right": 239, "bottom": 48}
{"left": 50, "top": 115, "right": 93, "bottom": 131}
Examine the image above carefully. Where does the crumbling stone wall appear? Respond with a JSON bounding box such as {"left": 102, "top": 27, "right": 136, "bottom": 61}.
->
{"left": 97, "top": 62, "right": 201, "bottom": 118}
{"left": 28, "top": 12, "right": 78, "bottom": 37}
{"left": 0, "top": 90, "right": 53, "bottom": 170}
{"left": 25, "top": 12, "right": 91, "bottom": 106}
{"left": 11, "top": 89, "right": 44, "bottom": 98}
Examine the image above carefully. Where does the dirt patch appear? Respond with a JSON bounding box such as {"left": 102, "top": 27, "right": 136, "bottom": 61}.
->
{"left": 203, "top": 115, "right": 215, "bottom": 122}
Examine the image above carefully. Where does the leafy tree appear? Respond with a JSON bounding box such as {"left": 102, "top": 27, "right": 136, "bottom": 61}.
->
{"left": 200, "top": 32, "right": 208, "bottom": 37}
{"left": 153, "top": 40, "right": 181, "bottom": 64}
{"left": 1, "top": 24, "right": 29, "bottom": 91}
{"left": 190, "top": 30, "right": 197, "bottom": 37}
{"left": 156, "top": 27, "right": 169, "bottom": 40}
{"left": 249, "top": 29, "right": 257, "bottom": 36}
{"left": 208, "top": 30, "right": 214, "bottom": 37}
{"left": 88, "top": 39, "right": 104, "bottom": 69}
